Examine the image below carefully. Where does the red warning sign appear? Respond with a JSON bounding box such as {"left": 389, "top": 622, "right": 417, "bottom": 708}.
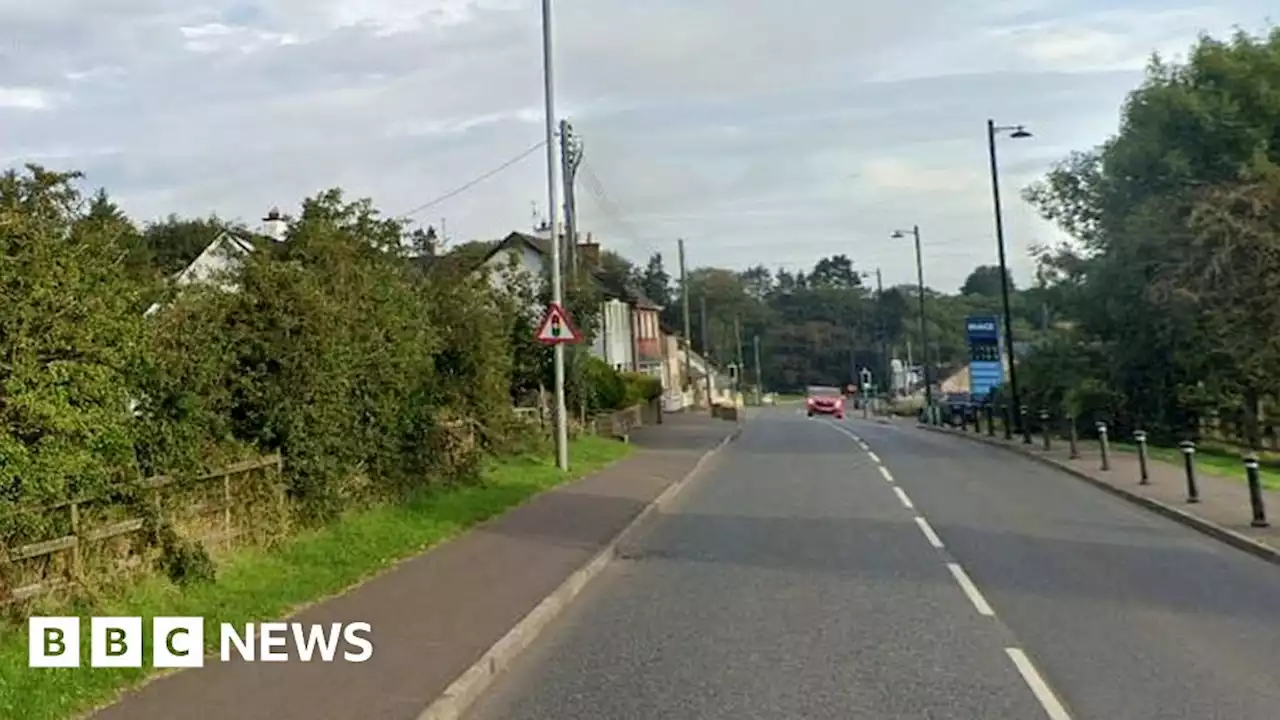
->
{"left": 534, "top": 302, "right": 583, "bottom": 345}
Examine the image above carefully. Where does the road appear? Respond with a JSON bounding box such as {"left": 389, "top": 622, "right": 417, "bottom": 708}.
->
{"left": 464, "top": 407, "right": 1280, "bottom": 720}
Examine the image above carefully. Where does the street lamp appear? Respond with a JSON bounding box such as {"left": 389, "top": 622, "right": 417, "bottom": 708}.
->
{"left": 891, "top": 226, "right": 932, "bottom": 422}
{"left": 986, "top": 119, "right": 1031, "bottom": 444}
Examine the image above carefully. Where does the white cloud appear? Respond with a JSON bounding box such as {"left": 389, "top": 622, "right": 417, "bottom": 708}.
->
{"left": 0, "top": 0, "right": 1273, "bottom": 292}
{"left": 0, "top": 87, "right": 54, "bottom": 110}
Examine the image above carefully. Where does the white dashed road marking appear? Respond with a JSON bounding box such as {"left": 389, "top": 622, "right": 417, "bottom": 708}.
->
{"left": 821, "top": 418, "right": 1065, "bottom": 718}
{"left": 914, "top": 516, "right": 944, "bottom": 549}
{"left": 892, "top": 486, "right": 915, "bottom": 510}
{"left": 947, "top": 563, "right": 995, "bottom": 616}
{"left": 1006, "top": 648, "right": 1073, "bottom": 719}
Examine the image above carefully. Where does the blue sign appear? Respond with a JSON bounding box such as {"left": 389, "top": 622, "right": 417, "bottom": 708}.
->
{"left": 965, "top": 315, "right": 1004, "bottom": 399}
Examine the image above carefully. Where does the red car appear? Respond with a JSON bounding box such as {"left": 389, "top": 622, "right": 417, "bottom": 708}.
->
{"left": 806, "top": 385, "right": 846, "bottom": 419}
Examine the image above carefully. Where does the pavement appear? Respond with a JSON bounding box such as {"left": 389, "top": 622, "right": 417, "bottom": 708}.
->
{"left": 465, "top": 408, "right": 1280, "bottom": 720}
{"left": 90, "top": 412, "right": 737, "bottom": 720}
{"left": 922, "top": 420, "right": 1280, "bottom": 558}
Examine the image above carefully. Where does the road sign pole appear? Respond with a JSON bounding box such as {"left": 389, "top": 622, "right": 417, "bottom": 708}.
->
{"left": 540, "top": 0, "right": 568, "bottom": 471}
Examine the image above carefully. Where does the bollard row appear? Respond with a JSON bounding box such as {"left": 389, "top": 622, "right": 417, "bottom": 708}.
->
{"left": 944, "top": 408, "right": 1271, "bottom": 529}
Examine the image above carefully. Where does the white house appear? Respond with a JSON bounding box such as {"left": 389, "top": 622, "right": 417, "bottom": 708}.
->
{"left": 478, "top": 230, "right": 663, "bottom": 374}
{"left": 144, "top": 209, "right": 288, "bottom": 316}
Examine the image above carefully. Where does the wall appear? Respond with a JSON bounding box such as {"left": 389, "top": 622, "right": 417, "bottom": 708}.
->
{"left": 593, "top": 298, "right": 634, "bottom": 370}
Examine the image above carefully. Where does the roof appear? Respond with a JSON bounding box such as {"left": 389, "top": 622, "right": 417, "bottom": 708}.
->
{"left": 476, "top": 231, "right": 662, "bottom": 310}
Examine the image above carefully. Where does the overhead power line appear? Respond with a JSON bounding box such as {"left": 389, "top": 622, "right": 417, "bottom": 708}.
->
{"left": 577, "top": 159, "right": 650, "bottom": 249}
{"left": 398, "top": 139, "right": 547, "bottom": 219}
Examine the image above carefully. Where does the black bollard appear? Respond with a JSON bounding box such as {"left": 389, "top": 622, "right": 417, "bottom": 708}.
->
{"left": 1245, "top": 454, "right": 1270, "bottom": 528}
{"left": 1002, "top": 404, "right": 1012, "bottom": 440}
{"left": 1068, "top": 415, "right": 1080, "bottom": 459}
{"left": 1135, "top": 430, "right": 1149, "bottom": 485}
{"left": 1180, "top": 440, "right": 1199, "bottom": 503}
{"left": 1097, "top": 421, "right": 1110, "bottom": 471}
{"left": 986, "top": 404, "right": 995, "bottom": 437}
{"left": 1020, "top": 405, "right": 1032, "bottom": 445}
{"left": 973, "top": 405, "right": 982, "bottom": 434}
{"left": 1040, "top": 409, "right": 1051, "bottom": 450}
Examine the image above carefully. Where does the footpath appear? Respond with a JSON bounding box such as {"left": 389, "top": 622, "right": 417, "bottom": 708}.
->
{"left": 922, "top": 421, "right": 1280, "bottom": 562}
{"left": 92, "top": 413, "right": 739, "bottom": 720}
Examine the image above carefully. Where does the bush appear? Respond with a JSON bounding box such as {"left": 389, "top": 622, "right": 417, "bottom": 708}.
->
{"left": 621, "top": 372, "right": 662, "bottom": 407}
{"left": 582, "top": 357, "right": 628, "bottom": 412}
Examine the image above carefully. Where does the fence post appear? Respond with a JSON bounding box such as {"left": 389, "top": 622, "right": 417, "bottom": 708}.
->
{"left": 1097, "top": 421, "right": 1110, "bottom": 471}
{"left": 1180, "top": 440, "right": 1199, "bottom": 503}
{"left": 1068, "top": 415, "right": 1080, "bottom": 459}
{"left": 1040, "top": 409, "right": 1051, "bottom": 450}
{"left": 69, "top": 500, "right": 82, "bottom": 579}
{"left": 1244, "top": 454, "right": 1269, "bottom": 528}
{"left": 1135, "top": 430, "right": 1150, "bottom": 485}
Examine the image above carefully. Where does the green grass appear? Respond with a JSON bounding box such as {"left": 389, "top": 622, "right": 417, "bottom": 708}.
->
{"left": 0, "top": 436, "right": 633, "bottom": 720}
{"left": 1111, "top": 442, "right": 1280, "bottom": 490}
{"left": 983, "top": 418, "right": 1280, "bottom": 491}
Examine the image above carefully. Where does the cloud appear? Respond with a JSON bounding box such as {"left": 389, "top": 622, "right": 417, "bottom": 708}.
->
{"left": 0, "top": 87, "right": 53, "bottom": 110}
{"left": 0, "top": 0, "right": 1274, "bottom": 293}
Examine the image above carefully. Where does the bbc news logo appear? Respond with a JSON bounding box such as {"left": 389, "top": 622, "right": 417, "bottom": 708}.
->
{"left": 28, "top": 617, "right": 373, "bottom": 668}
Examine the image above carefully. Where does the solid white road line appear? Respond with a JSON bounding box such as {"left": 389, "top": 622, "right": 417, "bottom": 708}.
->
{"left": 878, "top": 466, "right": 894, "bottom": 483}
{"left": 1006, "top": 648, "right": 1073, "bottom": 720}
{"left": 892, "top": 486, "right": 915, "bottom": 510}
{"left": 914, "top": 516, "right": 944, "bottom": 548}
{"left": 866, "top": 451, "right": 881, "bottom": 464}
{"left": 857, "top": 441, "right": 870, "bottom": 451}
{"left": 946, "top": 562, "right": 995, "bottom": 616}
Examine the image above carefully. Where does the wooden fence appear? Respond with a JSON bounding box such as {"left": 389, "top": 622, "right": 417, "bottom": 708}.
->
{"left": 0, "top": 454, "right": 284, "bottom": 606}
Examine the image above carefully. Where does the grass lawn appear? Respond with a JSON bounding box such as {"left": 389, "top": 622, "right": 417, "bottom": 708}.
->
{"left": 0, "top": 435, "right": 633, "bottom": 720}
{"left": 984, "top": 418, "right": 1280, "bottom": 490}
{"left": 1110, "top": 441, "right": 1280, "bottom": 490}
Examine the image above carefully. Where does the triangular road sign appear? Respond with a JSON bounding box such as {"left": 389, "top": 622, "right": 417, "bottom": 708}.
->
{"left": 535, "top": 302, "right": 583, "bottom": 345}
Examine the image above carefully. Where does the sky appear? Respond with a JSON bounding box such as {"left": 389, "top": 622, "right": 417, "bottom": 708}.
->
{"left": 0, "top": 0, "right": 1272, "bottom": 292}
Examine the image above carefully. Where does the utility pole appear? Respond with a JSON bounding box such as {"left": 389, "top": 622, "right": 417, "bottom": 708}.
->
{"left": 559, "top": 119, "right": 583, "bottom": 276}
{"left": 540, "top": 0, "right": 567, "bottom": 470}
{"left": 876, "top": 267, "right": 886, "bottom": 401}
{"left": 678, "top": 239, "right": 692, "bottom": 404}
{"left": 700, "top": 294, "right": 713, "bottom": 410}
{"left": 753, "top": 334, "right": 763, "bottom": 405}
{"left": 559, "top": 119, "right": 586, "bottom": 423}
{"left": 734, "top": 315, "right": 745, "bottom": 403}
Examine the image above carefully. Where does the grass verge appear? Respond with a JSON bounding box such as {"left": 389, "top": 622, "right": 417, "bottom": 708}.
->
{"left": 982, "top": 419, "right": 1280, "bottom": 490}
{"left": 1110, "top": 442, "right": 1280, "bottom": 490}
{"left": 0, "top": 435, "right": 633, "bottom": 720}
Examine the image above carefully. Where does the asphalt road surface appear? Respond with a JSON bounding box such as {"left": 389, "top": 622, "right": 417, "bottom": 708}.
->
{"left": 464, "top": 408, "right": 1280, "bottom": 720}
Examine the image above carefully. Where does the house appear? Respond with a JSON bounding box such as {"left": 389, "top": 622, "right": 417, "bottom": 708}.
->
{"left": 144, "top": 209, "right": 288, "bottom": 316}
{"left": 477, "top": 230, "right": 663, "bottom": 376}
{"left": 658, "top": 324, "right": 734, "bottom": 410}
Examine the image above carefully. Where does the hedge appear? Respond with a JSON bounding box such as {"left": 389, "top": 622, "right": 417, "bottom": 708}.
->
{"left": 0, "top": 167, "right": 631, "bottom": 595}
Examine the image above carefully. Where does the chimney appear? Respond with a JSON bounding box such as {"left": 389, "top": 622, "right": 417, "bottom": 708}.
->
{"left": 261, "top": 207, "right": 287, "bottom": 242}
{"left": 578, "top": 232, "right": 600, "bottom": 270}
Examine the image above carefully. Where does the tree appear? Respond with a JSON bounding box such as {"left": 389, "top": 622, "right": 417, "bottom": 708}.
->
{"left": 0, "top": 166, "right": 150, "bottom": 512}
{"left": 960, "top": 265, "right": 1013, "bottom": 296}
{"left": 637, "top": 252, "right": 672, "bottom": 308}
{"left": 809, "top": 254, "right": 862, "bottom": 289}
{"left": 1017, "top": 25, "right": 1280, "bottom": 439}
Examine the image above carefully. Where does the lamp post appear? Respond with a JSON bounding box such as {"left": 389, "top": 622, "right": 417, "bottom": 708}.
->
{"left": 986, "top": 118, "right": 1032, "bottom": 445}
{"left": 891, "top": 225, "right": 931, "bottom": 419}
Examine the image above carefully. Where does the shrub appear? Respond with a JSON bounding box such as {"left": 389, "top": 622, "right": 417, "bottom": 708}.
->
{"left": 621, "top": 372, "right": 662, "bottom": 407}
